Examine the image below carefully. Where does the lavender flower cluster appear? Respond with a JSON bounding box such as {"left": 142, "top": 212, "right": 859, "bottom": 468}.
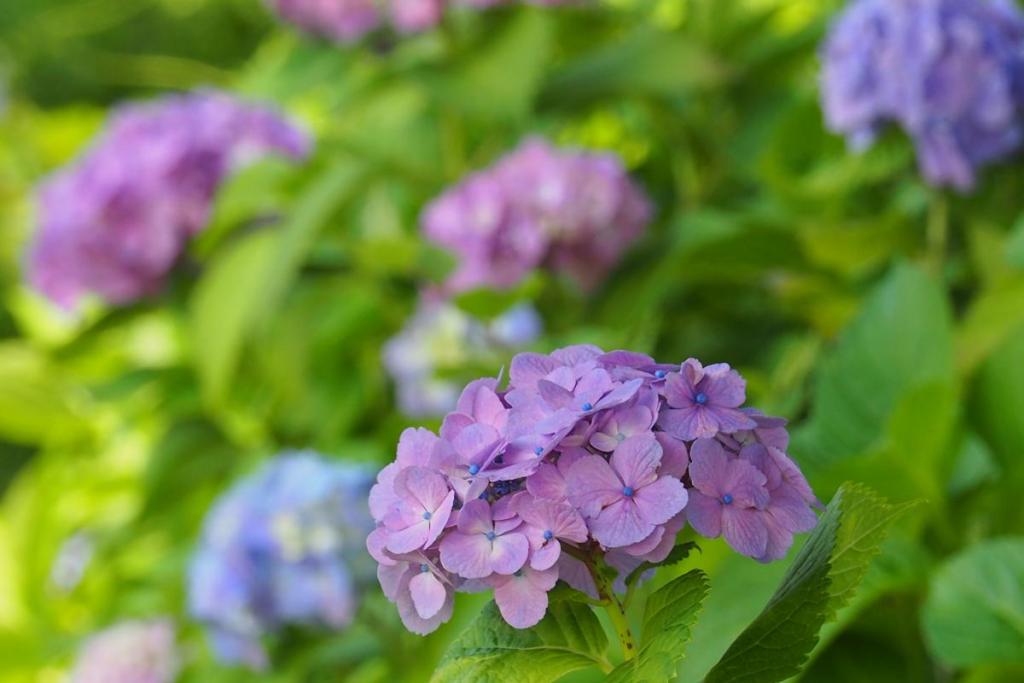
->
{"left": 424, "top": 138, "right": 652, "bottom": 293}
{"left": 821, "top": 0, "right": 1024, "bottom": 191}
{"left": 29, "top": 91, "right": 309, "bottom": 309}
{"left": 383, "top": 297, "right": 543, "bottom": 416}
{"left": 70, "top": 620, "right": 180, "bottom": 683}
{"left": 188, "top": 453, "right": 375, "bottom": 669}
{"left": 367, "top": 345, "right": 818, "bottom": 633}
{"left": 269, "top": 0, "right": 576, "bottom": 43}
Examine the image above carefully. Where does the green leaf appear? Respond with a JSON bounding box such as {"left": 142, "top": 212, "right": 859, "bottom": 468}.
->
{"left": 970, "top": 325, "right": 1024, "bottom": 478}
{"left": 793, "top": 264, "right": 954, "bottom": 495}
{"left": 923, "top": 538, "right": 1024, "bottom": 667}
{"left": 0, "top": 342, "right": 85, "bottom": 445}
{"left": 955, "top": 275, "right": 1024, "bottom": 376}
{"left": 607, "top": 569, "right": 710, "bottom": 682}
{"left": 189, "top": 160, "right": 363, "bottom": 408}
{"left": 704, "top": 483, "right": 912, "bottom": 683}
{"left": 431, "top": 8, "right": 552, "bottom": 121}
{"left": 431, "top": 598, "right": 609, "bottom": 682}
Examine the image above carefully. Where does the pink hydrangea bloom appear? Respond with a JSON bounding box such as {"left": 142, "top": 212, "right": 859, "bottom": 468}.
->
{"left": 423, "top": 138, "right": 652, "bottom": 294}
{"left": 28, "top": 90, "right": 309, "bottom": 309}
{"left": 368, "top": 345, "right": 818, "bottom": 632}
{"left": 71, "top": 620, "right": 180, "bottom": 683}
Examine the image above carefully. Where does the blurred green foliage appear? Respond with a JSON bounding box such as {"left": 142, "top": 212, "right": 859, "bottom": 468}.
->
{"left": 1, "top": 0, "right": 1023, "bottom": 681}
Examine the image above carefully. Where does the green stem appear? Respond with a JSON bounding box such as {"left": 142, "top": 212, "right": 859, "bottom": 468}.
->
{"left": 589, "top": 558, "right": 637, "bottom": 661}
{"left": 927, "top": 192, "right": 949, "bottom": 274}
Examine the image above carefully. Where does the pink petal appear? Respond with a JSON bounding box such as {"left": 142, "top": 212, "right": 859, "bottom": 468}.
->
{"left": 510, "top": 352, "right": 558, "bottom": 389}
{"left": 455, "top": 499, "right": 493, "bottom": 535}
{"left": 452, "top": 423, "right": 501, "bottom": 463}
{"left": 590, "top": 431, "right": 622, "bottom": 452}
{"left": 566, "top": 455, "right": 623, "bottom": 518}
{"left": 489, "top": 533, "right": 530, "bottom": 575}
{"left": 702, "top": 363, "right": 746, "bottom": 407}
{"left": 439, "top": 531, "right": 494, "bottom": 579}
{"left": 551, "top": 344, "right": 603, "bottom": 366}
{"left": 618, "top": 526, "right": 665, "bottom": 556}
{"left": 493, "top": 571, "right": 552, "bottom": 629}
{"left": 655, "top": 432, "right": 689, "bottom": 478}
{"left": 367, "top": 527, "right": 395, "bottom": 565}
{"left": 426, "top": 491, "right": 456, "bottom": 546}
{"left": 594, "top": 378, "right": 644, "bottom": 411}
{"left": 713, "top": 407, "right": 758, "bottom": 434}
{"left": 610, "top": 434, "right": 662, "bottom": 488}
{"left": 557, "top": 555, "right": 599, "bottom": 599}
{"left": 662, "top": 370, "right": 694, "bottom": 407}
{"left": 590, "top": 499, "right": 653, "bottom": 548}
{"left": 687, "top": 438, "right": 729, "bottom": 495}
{"left": 686, "top": 490, "right": 723, "bottom": 538}
{"left": 395, "top": 467, "right": 452, "bottom": 513}
{"left": 633, "top": 476, "right": 688, "bottom": 526}
{"left": 525, "top": 462, "right": 567, "bottom": 500}
{"left": 409, "top": 570, "right": 447, "bottom": 619}
{"left": 397, "top": 580, "right": 453, "bottom": 635}
{"left": 530, "top": 539, "right": 561, "bottom": 571}
{"left": 377, "top": 563, "right": 409, "bottom": 601}
{"left": 396, "top": 427, "right": 440, "bottom": 467}
{"left": 722, "top": 507, "right": 769, "bottom": 559}
{"left": 385, "top": 519, "right": 430, "bottom": 554}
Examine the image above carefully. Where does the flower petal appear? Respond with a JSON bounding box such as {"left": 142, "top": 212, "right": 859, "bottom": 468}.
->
{"left": 439, "top": 531, "right": 494, "bottom": 579}
{"left": 565, "top": 455, "right": 623, "bottom": 518}
{"left": 722, "top": 507, "right": 769, "bottom": 559}
{"left": 409, "top": 570, "right": 447, "bottom": 619}
{"left": 633, "top": 476, "right": 688, "bottom": 526}
{"left": 490, "top": 533, "right": 530, "bottom": 575}
{"left": 610, "top": 433, "right": 662, "bottom": 488}
{"left": 686, "top": 490, "right": 723, "bottom": 539}
{"left": 590, "top": 499, "right": 652, "bottom": 547}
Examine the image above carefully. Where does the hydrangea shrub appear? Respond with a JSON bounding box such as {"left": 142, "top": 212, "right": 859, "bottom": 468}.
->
{"left": 367, "top": 345, "right": 820, "bottom": 636}
{"left": 70, "top": 620, "right": 180, "bottom": 683}
{"left": 423, "top": 137, "right": 652, "bottom": 293}
{"left": 28, "top": 90, "right": 309, "bottom": 309}
{"left": 821, "top": 0, "right": 1024, "bottom": 191}
{"left": 188, "top": 452, "right": 375, "bottom": 669}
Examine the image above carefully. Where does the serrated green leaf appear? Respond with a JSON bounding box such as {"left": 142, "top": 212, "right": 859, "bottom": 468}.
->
{"left": 431, "top": 598, "right": 609, "bottom": 683}
{"left": 704, "top": 483, "right": 910, "bottom": 683}
{"left": 606, "top": 570, "right": 709, "bottom": 683}
{"left": 923, "top": 538, "right": 1024, "bottom": 667}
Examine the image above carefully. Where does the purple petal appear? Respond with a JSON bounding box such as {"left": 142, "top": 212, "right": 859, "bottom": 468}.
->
{"left": 456, "top": 499, "right": 493, "bottom": 535}
{"left": 722, "top": 507, "right": 769, "bottom": 559}
{"left": 529, "top": 539, "right": 561, "bottom": 571}
{"left": 610, "top": 434, "right": 662, "bottom": 488}
{"left": 439, "top": 531, "right": 494, "bottom": 579}
{"left": 492, "top": 568, "right": 555, "bottom": 629}
{"left": 662, "top": 368, "right": 695, "bottom": 407}
{"left": 686, "top": 490, "right": 723, "bottom": 539}
{"left": 565, "top": 455, "right": 623, "bottom": 518}
{"left": 385, "top": 520, "right": 430, "bottom": 554}
{"left": 655, "top": 432, "right": 689, "bottom": 478}
{"left": 633, "top": 476, "right": 688, "bottom": 526}
{"left": 409, "top": 570, "right": 447, "bottom": 619}
{"left": 590, "top": 499, "right": 653, "bottom": 547}
{"left": 702, "top": 363, "right": 746, "bottom": 407}
{"left": 489, "top": 533, "right": 530, "bottom": 575}
{"left": 510, "top": 353, "right": 558, "bottom": 389}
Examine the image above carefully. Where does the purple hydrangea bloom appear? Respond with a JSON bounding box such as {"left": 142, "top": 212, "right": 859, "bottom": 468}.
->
{"left": 28, "top": 91, "right": 309, "bottom": 309}
{"left": 821, "top": 0, "right": 1024, "bottom": 191}
{"left": 70, "top": 620, "right": 180, "bottom": 683}
{"left": 383, "top": 296, "right": 542, "bottom": 417}
{"left": 189, "top": 452, "right": 374, "bottom": 669}
{"left": 423, "top": 137, "right": 652, "bottom": 294}
{"left": 268, "top": 0, "right": 576, "bottom": 43}
{"left": 369, "top": 346, "right": 818, "bottom": 632}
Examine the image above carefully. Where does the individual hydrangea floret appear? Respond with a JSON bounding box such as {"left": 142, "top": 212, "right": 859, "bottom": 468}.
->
{"left": 28, "top": 90, "right": 309, "bottom": 309}
{"left": 70, "top": 619, "right": 180, "bottom": 683}
{"left": 383, "top": 296, "right": 542, "bottom": 417}
{"left": 188, "top": 452, "right": 374, "bottom": 669}
{"left": 368, "top": 345, "right": 819, "bottom": 633}
{"left": 820, "top": 0, "right": 1024, "bottom": 191}
{"left": 423, "top": 137, "right": 652, "bottom": 293}
{"left": 268, "top": 0, "right": 576, "bottom": 43}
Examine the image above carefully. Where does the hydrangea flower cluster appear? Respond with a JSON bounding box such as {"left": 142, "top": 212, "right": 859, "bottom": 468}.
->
{"left": 70, "top": 620, "right": 180, "bottom": 683}
{"left": 821, "top": 0, "right": 1024, "bottom": 191}
{"left": 383, "top": 296, "right": 542, "bottom": 416}
{"left": 423, "top": 137, "right": 652, "bottom": 293}
{"left": 269, "top": 0, "right": 575, "bottom": 43}
{"left": 29, "top": 90, "right": 309, "bottom": 309}
{"left": 188, "top": 452, "right": 375, "bottom": 669}
{"left": 368, "top": 345, "right": 818, "bottom": 633}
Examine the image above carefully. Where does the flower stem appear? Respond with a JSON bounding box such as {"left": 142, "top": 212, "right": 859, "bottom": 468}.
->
{"left": 588, "top": 559, "right": 637, "bottom": 661}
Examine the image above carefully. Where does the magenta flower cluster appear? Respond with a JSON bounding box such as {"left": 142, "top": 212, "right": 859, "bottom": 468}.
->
{"left": 821, "top": 0, "right": 1024, "bottom": 191}
{"left": 28, "top": 90, "right": 309, "bottom": 309}
{"left": 269, "top": 0, "right": 576, "bottom": 43}
{"left": 423, "top": 138, "right": 652, "bottom": 293}
{"left": 367, "top": 345, "right": 818, "bottom": 633}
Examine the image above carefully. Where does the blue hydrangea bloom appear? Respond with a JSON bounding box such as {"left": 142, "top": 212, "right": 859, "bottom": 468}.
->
{"left": 188, "top": 452, "right": 374, "bottom": 669}
{"left": 821, "top": 0, "right": 1024, "bottom": 191}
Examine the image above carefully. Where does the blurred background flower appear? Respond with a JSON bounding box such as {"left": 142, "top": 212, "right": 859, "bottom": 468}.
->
{"left": 70, "top": 619, "right": 180, "bottom": 683}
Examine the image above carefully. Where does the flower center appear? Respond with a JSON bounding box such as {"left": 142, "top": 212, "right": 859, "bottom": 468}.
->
{"left": 694, "top": 392, "right": 708, "bottom": 405}
{"left": 420, "top": 563, "right": 430, "bottom": 573}
{"left": 543, "top": 530, "right": 554, "bottom": 541}
{"left": 616, "top": 432, "right": 626, "bottom": 442}
{"left": 722, "top": 494, "right": 734, "bottom": 505}
{"left": 622, "top": 486, "right": 635, "bottom": 497}
{"left": 534, "top": 446, "right": 544, "bottom": 455}
{"left": 582, "top": 402, "right": 593, "bottom": 412}
{"left": 468, "top": 464, "right": 480, "bottom": 475}
{"left": 655, "top": 370, "right": 667, "bottom": 378}
{"left": 486, "top": 531, "right": 497, "bottom": 541}
{"left": 422, "top": 511, "right": 432, "bottom": 520}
